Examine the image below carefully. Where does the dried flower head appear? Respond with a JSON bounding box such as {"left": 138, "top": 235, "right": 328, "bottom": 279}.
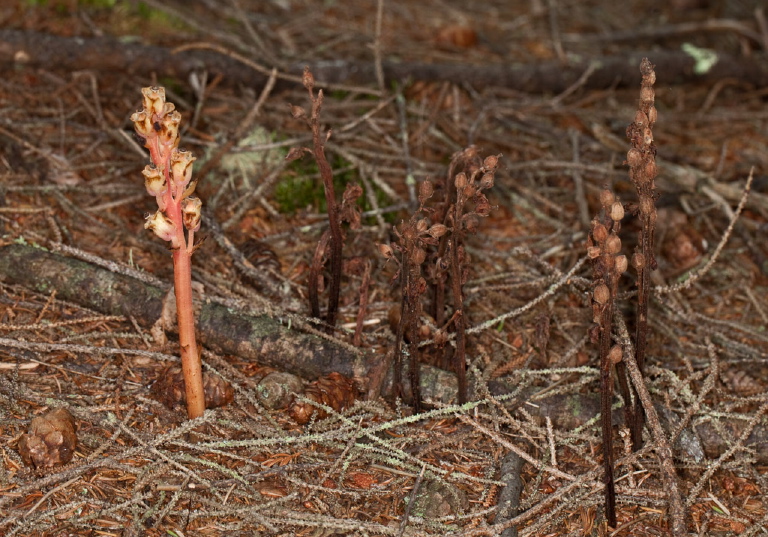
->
{"left": 159, "top": 110, "right": 182, "bottom": 147}
{"left": 131, "top": 109, "right": 153, "bottom": 140}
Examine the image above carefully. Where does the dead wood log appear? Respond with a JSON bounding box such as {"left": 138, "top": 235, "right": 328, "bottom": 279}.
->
{"left": 1, "top": 30, "right": 767, "bottom": 93}
{"left": 0, "top": 243, "right": 366, "bottom": 381}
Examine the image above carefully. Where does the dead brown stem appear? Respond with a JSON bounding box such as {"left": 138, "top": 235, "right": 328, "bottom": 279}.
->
{"left": 588, "top": 189, "right": 627, "bottom": 528}
{"left": 626, "top": 57, "right": 659, "bottom": 449}
{"left": 303, "top": 67, "right": 343, "bottom": 329}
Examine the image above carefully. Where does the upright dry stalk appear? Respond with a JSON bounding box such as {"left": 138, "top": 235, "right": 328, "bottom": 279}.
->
{"left": 288, "top": 68, "right": 343, "bottom": 329}
{"left": 132, "top": 87, "right": 205, "bottom": 419}
{"left": 447, "top": 151, "right": 498, "bottom": 403}
{"left": 380, "top": 180, "right": 445, "bottom": 411}
{"left": 587, "top": 189, "right": 628, "bottom": 528}
{"left": 625, "top": 58, "right": 659, "bottom": 448}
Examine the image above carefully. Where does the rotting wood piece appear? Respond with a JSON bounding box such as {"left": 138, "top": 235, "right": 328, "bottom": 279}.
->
{"left": 1, "top": 30, "right": 767, "bottom": 94}
{"left": 0, "top": 243, "right": 364, "bottom": 382}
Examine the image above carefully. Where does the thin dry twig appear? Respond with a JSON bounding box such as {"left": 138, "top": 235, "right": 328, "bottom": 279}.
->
{"left": 615, "top": 314, "right": 686, "bottom": 536}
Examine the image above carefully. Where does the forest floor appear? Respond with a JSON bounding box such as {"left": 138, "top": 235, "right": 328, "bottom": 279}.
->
{"left": 1, "top": 1, "right": 768, "bottom": 536}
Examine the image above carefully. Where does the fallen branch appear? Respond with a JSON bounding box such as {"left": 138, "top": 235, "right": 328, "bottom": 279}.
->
{"left": 1, "top": 30, "right": 766, "bottom": 93}
{"left": 0, "top": 243, "right": 364, "bottom": 381}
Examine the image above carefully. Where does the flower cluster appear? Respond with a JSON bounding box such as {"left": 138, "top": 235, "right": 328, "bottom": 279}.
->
{"left": 131, "top": 87, "right": 201, "bottom": 251}
{"left": 379, "top": 147, "right": 499, "bottom": 408}
{"left": 131, "top": 86, "right": 207, "bottom": 419}
{"left": 588, "top": 188, "right": 627, "bottom": 350}
{"left": 587, "top": 188, "right": 628, "bottom": 529}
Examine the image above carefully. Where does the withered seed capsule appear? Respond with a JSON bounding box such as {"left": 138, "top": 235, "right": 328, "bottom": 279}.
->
{"left": 647, "top": 106, "right": 657, "bottom": 125}
{"left": 428, "top": 224, "right": 448, "bottom": 239}
{"left": 378, "top": 243, "right": 394, "bottom": 259}
{"left": 592, "top": 223, "right": 609, "bottom": 243}
{"left": 640, "top": 86, "right": 655, "bottom": 103}
{"left": 610, "top": 202, "right": 625, "bottom": 222}
{"left": 483, "top": 155, "right": 499, "bottom": 169}
{"left": 639, "top": 197, "right": 654, "bottom": 216}
{"left": 608, "top": 345, "right": 623, "bottom": 364}
{"left": 643, "top": 126, "right": 654, "bottom": 147}
{"left": 604, "top": 235, "right": 622, "bottom": 255}
{"left": 599, "top": 189, "right": 615, "bottom": 207}
{"left": 593, "top": 283, "right": 610, "bottom": 305}
{"left": 626, "top": 148, "right": 643, "bottom": 168}
{"left": 419, "top": 180, "right": 434, "bottom": 201}
{"left": 644, "top": 160, "right": 657, "bottom": 179}
{"left": 615, "top": 255, "right": 628, "bottom": 274}
{"left": 410, "top": 247, "right": 426, "bottom": 265}
{"left": 455, "top": 172, "right": 468, "bottom": 189}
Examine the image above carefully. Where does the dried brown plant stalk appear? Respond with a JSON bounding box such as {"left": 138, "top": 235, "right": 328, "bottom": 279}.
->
{"left": 382, "top": 148, "right": 497, "bottom": 409}
{"left": 447, "top": 149, "right": 498, "bottom": 403}
{"left": 587, "top": 189, "right": 628, "bottom": 528}
{"left": 380, "top": 180, "right": 444, "bottom": 411}
{"left": 625, "top": 57, "right": 659, "bottom": 448}
{"left": 288, "top": 67, "right": 344, "bottom": 329}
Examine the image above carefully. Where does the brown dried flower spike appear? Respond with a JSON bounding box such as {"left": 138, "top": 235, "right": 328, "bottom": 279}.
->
{"left": 131, "top": 87, "right": 205, "bottom": 419}
{"left": 625, "top": 57, "right": 659, "bottom": 449}
{"left": 587, "top": 188, "right": 627, "bottom": 528}
{"left": 18, "top": 408, "right": 78, "bottom": 469}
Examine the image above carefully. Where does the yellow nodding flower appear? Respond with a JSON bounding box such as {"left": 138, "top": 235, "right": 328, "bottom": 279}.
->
{"left": 181, "top": 197, "right": 202, "bottom": 232}
{"left": 142, "top": 165, "right": 167, "bottom": 197}
{"left": 144, "top": 210, "right": 176, "bottom": 242}
{"left": 130, "top": 109, "right": 153, "bottom": 140}
{"left": 160, "top": 110, "right": 182, "bottom": 146}
{"left": 171, "top": 149, "right": 196, "bottom": 189}
{"left": 141, "top": 86, "right": 166, "bottom": 118}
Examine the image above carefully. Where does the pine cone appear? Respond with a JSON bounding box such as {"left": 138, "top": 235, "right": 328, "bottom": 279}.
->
{"left": 152, "top": 365, "right": 234, "bottom": 409}
{"left": 256, "top": 371, "right": 303, "bottom": 410}
{"left": 204, "top": 373, "right": 235, "bottom": 408}
{"left": 18, "top": 408, "right": 77, "bottom": 469}
{"left": 289, "top": 372, "right": 357, "bottom": 424}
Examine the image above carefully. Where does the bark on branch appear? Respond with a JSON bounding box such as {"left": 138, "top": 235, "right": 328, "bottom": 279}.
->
{"left": 0, "top": 243, "right": 365, "bottom": 381}
{"left": 1, "top": 30, "right": 766, "bottom": 93}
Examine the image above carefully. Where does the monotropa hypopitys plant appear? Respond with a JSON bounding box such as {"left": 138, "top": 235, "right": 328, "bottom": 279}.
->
{"left": 132, "top": 87, "right": 205, "bottom": 419}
